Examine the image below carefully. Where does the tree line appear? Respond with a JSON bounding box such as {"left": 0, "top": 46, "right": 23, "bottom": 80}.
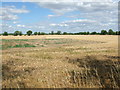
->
{"left": 1, "top": 29, "right": 120, "bottom": 36}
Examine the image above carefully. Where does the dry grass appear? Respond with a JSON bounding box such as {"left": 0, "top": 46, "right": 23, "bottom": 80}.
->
{"left": 1, "top": 35, "right": 119, "bottom": 88}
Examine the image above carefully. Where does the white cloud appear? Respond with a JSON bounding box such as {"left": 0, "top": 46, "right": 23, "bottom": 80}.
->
{"left": 21, "top": 0, "right": 117, "bottom": 17}
{"left": 48, "top": 15, "right": 55, "bottom": 17}
{"left": 13, "top": 21, "right": 18, "bottom": 24}
{"left": 1, "top": 0, "right": 118, "bottom": 33}
{"left": 8, "top": 25, "right": 12, "bottom": 28}
{"left": 1, "top": 14, "right": 19, "bottom": 20}
{"left": 48, "top": 14, "right": 61, "bottom": 18}
{"left": 5, "top": 6, "right": 29, "bottom": 14}
{"left": 0, "top": 5, "right": 29, "bottom": 20}
{"left": 38, "top": 26, "right": 45, "bottom": 29}
{"left": 63, "top": 19, "right": 96, "bottom": 23}
{"left": 49, "top": 23, "right": 56, "bottom": 26}
{"left": 50, "top": 23, "right": 69, "bottom": 27}
{"left": 36, "top": 2, "right": 117, "bottom": 16}
{"left": 17, "top": 24, "right": 25, "bottom": 27}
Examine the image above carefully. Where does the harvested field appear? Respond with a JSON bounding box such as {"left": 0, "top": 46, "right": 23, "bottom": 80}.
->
{"left": 1, "top": 35, "right": 120, "bottom": 88}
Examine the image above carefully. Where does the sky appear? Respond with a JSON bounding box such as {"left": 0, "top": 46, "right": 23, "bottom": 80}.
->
{"left": 0, "top": 0, "right": 119, "bottom": 33}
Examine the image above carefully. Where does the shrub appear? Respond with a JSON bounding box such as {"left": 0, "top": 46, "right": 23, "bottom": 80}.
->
{"left": 34, "top": 32, "right": 38, "bottom": 35}
{"left": 27, "top": 30, "right": 32, "bottom": 36}
{"left": 3, "top": 32, "right": 8, "bottom": 36}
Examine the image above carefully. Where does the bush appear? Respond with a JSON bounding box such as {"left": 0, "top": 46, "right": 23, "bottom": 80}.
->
{"left": 57, "top": 31, "right": 62, "bottom": 35}
{"left": 27, "top": 30, "right": 32, "bottom": 36}
{"left": 3, "top": 32, "right": 8, "bottom": 36}
{"left": 101, "top": 30, "right": 107, "bottom": 35}
{"left": 38, "top": 32, "right": 41, "bottom": 35}
{"left": 34, "top": 32, "right": 38, "bottom": 35}
{"left": 108, "top": 29, "right": 115, "bottom": 35}
{"left": 91, "top": 31, "right": 97, "bottom": 35}
{"left": 19, "top": 31, "right": 22, "bottom": 36}
{"left": 14, "top": 31, "right": 22, "bottom": 36}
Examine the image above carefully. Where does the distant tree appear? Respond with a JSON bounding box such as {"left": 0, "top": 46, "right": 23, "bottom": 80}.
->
{"left": 63, "top": 32, "right": 68, "bottom": 35}
{"left": 57, "top": 31, "right": 61, "bottom": 35}
{"left": 34, "top": 32, "right": 38, "bottom": 35}
{"left": 108, "top": 29, "right": 114, "bottom": 35}
{"left": 8, "top": 33, "right": 14, "bottom": 35}
{"left": 38, "top": 32, "right": 41, "bottom": 35}
{"left": 116, "top": 31, "right": 120, "bottom": 35}
{"left": 68, "top": 33, "right": 73, "bottom": 35}
{"left": 101, "top": 30, "right": 107, "bottom": 35}
{"left": 83, "top": 32, "right": 87, "bottom": 35}
{"left": 97, "top": 32, "right": 101, "bottom": 35}
{"left": 3, "top": 32, "right": 8, "bottom": 36}
{"left": 118, "top": 31, "right": 120, "bottom": 35}
{"left": 14, "top": 31, "right": 21, "bottom": 36}
{"left": 27, "top": 30, "right": 32, "bottom": 36}
{"left": 77, "top": 32, "right": 88, "bottom": 35}
{"left": 91, "top": 31, "right": 97, "bottom": 35}
{"left": 86, "top": 31, "right": 90, "bottom": 35}
{"left": 51, "top": 31, "right": 54, "bottom": 35}
{"left": 78, "top": 32, "right": 82, "bottom": 35}
{"left": 14, "top": 31, "right": 18, "bottom": 36}
{"left": 78, "top": 32, "right": 81, "bottom": 35}
{"left": 2, "top": 29, "right": 118, "bottom": 36}
{"left": 19, "top": 31, "right": 22, "bottom": 36}
{"left": 40, "top": 32, "right": 46, "bottom": 35}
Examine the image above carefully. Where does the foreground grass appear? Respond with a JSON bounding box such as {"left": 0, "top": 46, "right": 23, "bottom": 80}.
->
{"left": 2, "top": 35, "right": 119, "bottom": 88}
{"left": 1, "top": 39, "right": 77, "bottom": 50}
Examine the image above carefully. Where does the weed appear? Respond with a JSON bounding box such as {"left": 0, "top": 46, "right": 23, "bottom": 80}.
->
{"left": 68, "top": 56, "right": 120, "bottom": 88}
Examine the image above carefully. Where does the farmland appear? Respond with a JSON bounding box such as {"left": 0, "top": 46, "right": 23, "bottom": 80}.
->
{"left": 1, "top": 35, "right": 120, "bottom": 88}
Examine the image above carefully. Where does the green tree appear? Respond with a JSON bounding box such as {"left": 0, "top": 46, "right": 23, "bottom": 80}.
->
{"left": 63, "top": 32, "right": 68, "bottom": 35}
{"left": 118, "top": 31, "right": 120, "bottom": 35}
{"left": 57, "top": 31, "right": 61, "bottom": 35}
{"left": 116, "top": 31, "right": 120, "bottom": 35}
{"left": 38, "top": 32, "right": 41, "bottom": 35}
{"left": 40, "top": 32, "right": 46, "bottom": 35}
{"left": 19, "top": 31, "right": 22, "bottom": 36}
{"left": 3, "top": 32, "right": 8, "bottom": 36}
{"left": 91, "top": 31, "right": 97, "bottom": 35}
{"left": 101, "top": 30, "right": 107, "bottom": 35}
{"left": 14, "top": 31, "right": 21, "bottom": 36}
{"left": 83, "top": 32, "right": 87, "bottom": 35}
{"left": 86, "top": 31, "right": 90, "bottom": 35}
{"left": 8, "top": 33, "right": 14, "bottom": 35}
{"left": 27, "top": 30, "right": 32, "bottom": 36}
{"left": 34, "top": 32, "right": 38, "bottom": 35}
{"left": 108, "top": 29, "right": 114, "bottom": 35}
{"left": 51, "top": 31, "right": 54, "bottom": 35}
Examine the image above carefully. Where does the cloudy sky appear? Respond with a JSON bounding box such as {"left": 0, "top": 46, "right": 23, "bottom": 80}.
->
{"left": 0, "top": 0, "right": 119, "bottom": 33}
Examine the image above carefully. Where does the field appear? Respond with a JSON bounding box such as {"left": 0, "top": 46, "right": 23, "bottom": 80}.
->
{"left": 1, "top": 35, "right": 120, "bottom": 88}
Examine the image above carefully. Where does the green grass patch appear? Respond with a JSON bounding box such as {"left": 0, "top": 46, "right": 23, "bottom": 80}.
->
{"left": 55, "top": 42, "right": 66, "bottom": 44}
{"left": 8, "top": 44, "right": 36, "bottom": 48}
{"left": 2, "top": 39, "right": 77, "bottom": 50}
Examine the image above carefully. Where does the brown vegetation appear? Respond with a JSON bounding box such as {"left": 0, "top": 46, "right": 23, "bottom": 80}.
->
{"left": 1, "top": 35, "right": 119, "bottom": 88}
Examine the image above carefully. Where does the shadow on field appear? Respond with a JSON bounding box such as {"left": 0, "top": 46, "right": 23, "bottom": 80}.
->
{"left": 2, "top": 55, "right": 120, "bottom": 88}
{"left": 2, "top": 60, "right": 35, "bottom": 88}
{"left": 68, "top": 56, "right": 120, "bottom": 88}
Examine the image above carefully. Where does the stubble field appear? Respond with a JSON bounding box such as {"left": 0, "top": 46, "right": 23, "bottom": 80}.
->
{"left": 1, "top": 35, "right": 120, "bottom": 88}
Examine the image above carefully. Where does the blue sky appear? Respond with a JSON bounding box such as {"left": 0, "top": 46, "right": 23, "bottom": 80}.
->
{"left": 0, "top": 0, "right": 118, "bottom": 33}
{"left": 2, "top": 2, "right": 54, "bottom": 23}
